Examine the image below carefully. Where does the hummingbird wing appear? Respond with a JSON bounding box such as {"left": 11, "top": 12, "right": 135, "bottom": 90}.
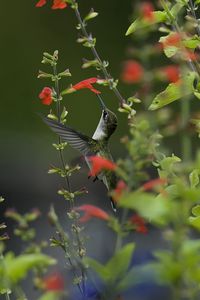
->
{"left": 42, "top": 116, "right": 98, "bottom": 156}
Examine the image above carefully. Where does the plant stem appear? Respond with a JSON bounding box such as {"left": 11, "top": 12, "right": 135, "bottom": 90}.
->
{"left": 114, "top": 208, "right": 128, "bottom": 253}
{"left": 71, "top": 0, "right": 125, "bottom": 106}
{"left": 53, "top": 60, "right": 87, "bottom": 298}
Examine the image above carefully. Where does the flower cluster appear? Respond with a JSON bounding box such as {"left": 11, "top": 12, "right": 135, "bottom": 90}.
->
{"left": 36, "top": 0, "right": 67, "bottom": 9}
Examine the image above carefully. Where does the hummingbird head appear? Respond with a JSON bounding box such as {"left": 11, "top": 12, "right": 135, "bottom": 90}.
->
{"left": 101, "top": 108, "right": 117, "bottom": 139}
{"left": 92, "top": 95, "right": 118, "bottom": 141}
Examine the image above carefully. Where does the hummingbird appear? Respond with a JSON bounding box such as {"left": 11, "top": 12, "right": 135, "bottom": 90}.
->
{"left": 42, "top": 95, "right": 118, "bottom": 211}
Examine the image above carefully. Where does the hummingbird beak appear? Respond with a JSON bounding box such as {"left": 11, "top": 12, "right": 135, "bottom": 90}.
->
{"left": 97, "top": 94, "right": 106, "bottom": 110}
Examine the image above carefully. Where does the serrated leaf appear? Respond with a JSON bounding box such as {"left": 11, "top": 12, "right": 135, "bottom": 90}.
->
{"left": 126, "top": 11, "right": 167, "bottom": 35}
{"left": 149, "top": 72, "right": 196, "bottom": 110}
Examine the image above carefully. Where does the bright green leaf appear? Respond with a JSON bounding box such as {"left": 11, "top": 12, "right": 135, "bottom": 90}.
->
{"left": 189, "top": 169, "right": 200, "bottom": 188}
{"left": 119, "top": 191, "right": 171, "bottom": 225}
{"left": 2, "top": 253, "right": 56, "bottom": 284}
{"left": 149, "top": 72, "right": 196, "bottom": 110}
{"left": 106, "top": 243, "right": 135, "bottom": 283}
{"left": 192, "top": 205, "right": 200, "bottom": 216}
{"left": 126, "top": 11, "right": 167, "bottom": 35}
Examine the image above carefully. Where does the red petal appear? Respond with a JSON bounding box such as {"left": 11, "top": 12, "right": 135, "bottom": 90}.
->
{"left": 36, "top": 0, "right": 47, "bottom": 7}
{"left": 75, "top": 205, "right": 110, "bottom": 222}
{"left": 52, "top": 0, "right": 67, "bottom": 9}
{"left": 43, "top": 273, "right": 64, "bottom": 291}
{"left": 89, "top": 156, "right": 116, "bottom": 177}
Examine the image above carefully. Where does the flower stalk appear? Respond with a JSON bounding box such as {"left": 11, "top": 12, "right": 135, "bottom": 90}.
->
{"left": 70, "top": 0, "right": 126, "bottom": 106}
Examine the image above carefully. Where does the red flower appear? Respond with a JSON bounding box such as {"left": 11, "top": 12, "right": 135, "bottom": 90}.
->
{"left": 63, "top": 77, "right": 103, "bottom": 95}
{"left": 163, "top": 33, "right": 181, "bottom": 48}
{"left": 141, "top": 2, "right": 155, "bottom": 22}
{"left": 142, "top": 178, "right": 167, "bottom": 191}
{"left": 36, "top": 0, "right": 67, "bottom": 9}
{"left": 88, "top": 156, "right": 116, "bottom": 177}
{"left": 121, "top": 60, "right": 144, "bottom": 83}
{"left": 36, "top": 0, "right": 46, "bottom": 7}
{"left": 183, "top": 50, "right": 198, "bottom": 61}
{"left": 75, "top": 205, "right": 110, "bottom": 222}
{"left": 130, "top": 214, "right": 148, "bottom": 234}
{"left": 38, "top": 87, "right": 53, "bottom": 105}
{"left": 43, "top": 273, "right": 64, "bottom": 291}
{"left": 113, "top": 180, "right": 127, "bottom": 202}
{"left": 160, "top": 65, "right": 180, "bottom": 83}
{"left": 52, "top": 0, "right": 67, "bottom": 9}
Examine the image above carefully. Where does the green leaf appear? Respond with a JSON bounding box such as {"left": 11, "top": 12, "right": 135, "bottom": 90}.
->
{"left": 106, "top": 243, "right": 135, "bottom": 282}
{"left": 159, "top": 34, "right": 179, "bottom": 57}
{"left": 1, "top": 253, "right": 56, "bottom": 284}
{"left": 170, "top": 2, "right": 185, "bottom": 18}
{"left": 84, "top": 243, "right": 135, "bottom": 284}
{"left": 189, "top": 169, "right": 200, "bottom": 188}
{"left": 84, "top": 258, "right": 110, "bottom": 282}
{"left": 183, "top": 36, "right": 200, "bottom": 49}
{"left": 119, "top": 191, "right": 171, "bottom": 225}
{"left": 149, "top": 72, "right": 196, "bottom": 110}
{"left": 126, "top": 11, "right": 167, "bottom": 35}
{"left": 192, "top": 205, "right": 200, "bottom": 216}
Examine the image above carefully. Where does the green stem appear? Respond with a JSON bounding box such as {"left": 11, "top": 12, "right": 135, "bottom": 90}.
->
{"left": 71, "top": 0, "right": 125, "bottom": 106}
{"left": 53, "top": 58, "right": 87, "bottom": 298}
{"left": 114, "top": 208, "right": 128, "bottom": 253}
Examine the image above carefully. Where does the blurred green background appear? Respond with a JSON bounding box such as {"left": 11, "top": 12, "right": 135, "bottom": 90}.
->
{"left": 0, "top": 0, "right": 133, "bottom": 213}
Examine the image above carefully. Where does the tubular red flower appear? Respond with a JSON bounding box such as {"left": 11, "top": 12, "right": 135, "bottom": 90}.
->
{"left": 160, "top": 65, "right": 180, "bottom": 83}
{"left": 75, "top": 204, "right": 110, "bottom": 222}
{"left": 88, "top": 156, "right": 116, "bottom": 177}
{"left": 121, "top": 60, "right": 144, "bottom": 83}
{"left": 130, "top": 214, "right": 148, "bottom": 234}
{"left": 72, "top": 77, "right": 101, "bottom": 94}
{"left": 141, "top": 2, "right": 155, "bottom": 22}
{"left": 52, "top": 0, "right": 67, "bottom": 9}
{"left": 43, "top": 273, "right": 64, "bottom": 291}
{"left": 142, "top": 178, "right": 167, "bottom": 191}
{"left": 38, "top": 87, "right": 53, "bottom": 105}
{"left": 36, "top": 0, "right": 47, "bottom": 7}
{"left": 36, "top": 0, "right": 67, "bottom": 9}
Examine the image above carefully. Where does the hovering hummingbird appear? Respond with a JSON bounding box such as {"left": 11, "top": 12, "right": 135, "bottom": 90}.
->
{"left": 42, "top": 95, "right": 118, "bottom": 211}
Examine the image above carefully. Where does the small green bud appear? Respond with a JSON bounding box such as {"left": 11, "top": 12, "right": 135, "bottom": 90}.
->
{"left": 84, "top": 8, "right": 98, "bottom": 22}
{"left": 58, "top": 69, "right": 71, "bottom": 77}
{"left": 48, "top": 206, "right": 58, "bottom": 225}
{"left": 37, "top": 70, "right": 53, "bottom": 79}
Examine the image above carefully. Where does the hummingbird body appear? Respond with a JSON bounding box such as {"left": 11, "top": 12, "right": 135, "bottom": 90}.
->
{"left": 42, "top": 107, "right": 118, "bottom": 210}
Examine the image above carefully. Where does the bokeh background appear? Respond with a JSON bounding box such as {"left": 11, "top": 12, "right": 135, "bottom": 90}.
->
{"left": 0, "top": 1, "right": 182, "bottom": 299}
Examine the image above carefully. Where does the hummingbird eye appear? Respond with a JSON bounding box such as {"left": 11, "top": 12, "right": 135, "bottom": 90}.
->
{"left": 103, "top": 111, "right": 108, "bottom": 120}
